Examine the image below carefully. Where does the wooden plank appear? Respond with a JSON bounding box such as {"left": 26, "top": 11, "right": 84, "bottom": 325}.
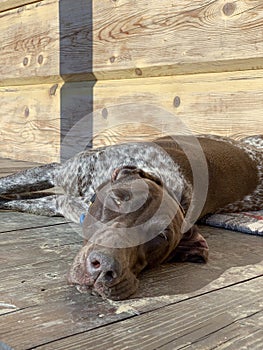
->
{"left": 0, "top": 217, "right": 131, "bottom": 347}
{"left": 59, "top": 82, "right": 94, "bottom": 161}
{"left": 0, "top": 211, "right": 66, "bottom": 233}
{"left": 0, "top": 0, "right": 60, "bottom": 86}
{"left": 1, "top": 0, "right": 263, "bottom": 84}
{"left": 0, "top": 221, "right": 82, "bottom": 268}
{"left": 180, "top": 312, "right": 263, "bottom": 350}
{"left": 30, "top": 277, "right": 263, "bottom": 350}
{"left": 0, "top": 263, "right": 74, "bottom": 314}
{"left": 12, "top": 70, "right": 259, "bottom": 161}
{"left": 0, "top": 220, "right": 83, "bottom": 312}
{"left": 1, "top": 222, "right": 262, "bottom": 310}
{"left": 0, "top": 0, "right": 41, "bottom": 13}
{"left": 60, "top": 0, "right": 263, "bottom": 80}
{"left": 92, "top": 70, "right": 263, "bottom": 146}
{"left": 0, "top": 84, "right": 61, "bottom": 162}
{"left": 0, "top": 295, "right": 132, "bottom": 350}
{"left": 0, "top": 0, "right": 93, "bottom": 86}
{"left": 91, "top": 0, "right": 263, "bottom": 79}
{"left": 0, "top": 81, "right": 94, "bottom": 162}
{"left": 2, "top": 69, "right": 263, "bottom": 163}
{"left": 0, "top": 215, "right": 262, "bottom": 348}
{"left": 0, "top": 157, "right": 39, "bottom": 176}
{"left": 128, "top": 226, "right": 263, "bottom": 308}
{"left": 0, "top": 157, "right": 39, "bottom": 169}
{"left": 159, "top": 311, "right": 263, "bottom": 350}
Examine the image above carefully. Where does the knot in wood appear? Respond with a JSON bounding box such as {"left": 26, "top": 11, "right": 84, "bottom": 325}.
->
{"left": 38, "top": 55, "right": 44, "bottom": 64}
{"left": 222, "top": 3, "right": 236, "bottom": 16}
{"left": 24, "top": 107, "right": 30, "bottom": 118}
{"left": 102, "top": 108, "right": 108, "bottom": 119}
{"left": 23, "top": 57, "right": 29, "bottom": 66}
{"left": 173, "top": 96, "right": 181, "bottom": 108}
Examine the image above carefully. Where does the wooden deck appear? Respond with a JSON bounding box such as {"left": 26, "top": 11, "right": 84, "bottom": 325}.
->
{"left": 0, "top": 158, "right": 262, "bottom": 350}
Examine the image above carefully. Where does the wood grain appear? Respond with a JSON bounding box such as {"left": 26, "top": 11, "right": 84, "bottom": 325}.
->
{"left": 0, "top": 84, "right": 61, "bottom": 162}
{"left": 91, "top": 0, "right": 263, "bottom": 79}
{"left": 0, "top": 82, "right": 95, "bottom": 162}
{"left": 93, "top": 69, "right": 263, "bottom": 146}
{"left": 1, "top": 70, "right": 263, "bottom": 162}
{"left": 0, "top": 0, "right": 60, "bottom": 86}
{"left": 1, "top": 206, "right": 263, "bottom": 348}
{"left": 0, "top": 0, "right": 93, "bottom": 86}
{"left": 181, "top": 311, "right": 263, "bottom": 350}
{"left": 0, "top": 157, "right": 39, "bottom": 176}
{"left": 0, "top": 0, "right": 41, "bottom": 13}
{"left": 1, "top": 0, "right": 263, "bottom": 84}
{"left": 1, "top": 0, "right": 263, "bottom": 161}
{"left": 34, "top": 277, "right": 263, "bottom": 350}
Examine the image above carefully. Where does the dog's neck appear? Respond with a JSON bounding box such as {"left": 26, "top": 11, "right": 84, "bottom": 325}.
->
{"left": 57, "top": 142, "right": 189, "bottom": 205}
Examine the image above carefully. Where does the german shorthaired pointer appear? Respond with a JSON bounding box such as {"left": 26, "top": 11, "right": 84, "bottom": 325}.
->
{"left": 0, "top": 135, "right": 262, "bottom": 300}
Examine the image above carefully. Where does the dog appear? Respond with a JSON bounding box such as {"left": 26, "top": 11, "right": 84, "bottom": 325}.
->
{"left": 0, "top": 134, "right": 262, "bottom": 300}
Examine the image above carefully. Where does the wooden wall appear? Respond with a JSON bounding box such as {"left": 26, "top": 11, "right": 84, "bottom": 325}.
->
{"left": 0, "top": 0, "right": 263, "bottom": 162}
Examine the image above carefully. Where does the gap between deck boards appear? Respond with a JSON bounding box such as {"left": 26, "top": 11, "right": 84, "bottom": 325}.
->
{"left": 25, "top": 276, "right": 263, "bottom": 350}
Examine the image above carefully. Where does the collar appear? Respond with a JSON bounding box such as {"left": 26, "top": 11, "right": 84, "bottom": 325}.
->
{"left": 80, "top": 193, "right": 96, "bottom": 225}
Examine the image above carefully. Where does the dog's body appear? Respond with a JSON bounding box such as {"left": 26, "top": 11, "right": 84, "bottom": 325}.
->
{"left": 0, "top": 134, "right": 262, "bottom": 299}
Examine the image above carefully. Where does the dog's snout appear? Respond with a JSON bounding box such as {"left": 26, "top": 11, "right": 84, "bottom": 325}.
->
{"left": 87, "top": 251, "right": 121, "bottom": 285}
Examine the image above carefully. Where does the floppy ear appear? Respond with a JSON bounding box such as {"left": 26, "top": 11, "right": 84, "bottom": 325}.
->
{"left": 171, "top": 225, "right": 209, "bottom": 263}
{"left": 112, "top": 166, "right": 162, "bottom": 186}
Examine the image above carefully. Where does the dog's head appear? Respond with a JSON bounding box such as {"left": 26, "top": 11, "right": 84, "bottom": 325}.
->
{"left": 68, "top": 166, "right": 208, "bottom": 300}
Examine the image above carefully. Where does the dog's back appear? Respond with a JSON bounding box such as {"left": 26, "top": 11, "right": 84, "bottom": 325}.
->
{"left": 155, "top": 135, "right": 262, "bottom": 216}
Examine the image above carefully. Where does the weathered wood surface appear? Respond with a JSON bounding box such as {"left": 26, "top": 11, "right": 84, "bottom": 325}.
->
{"left": 1, "top": 214, "right": 262, "bottom": 349}
{"left": 1, "top": 0, "right": 263, "bottom": 84}
{"left": 0, "top": 84, "right": 61, "bottom": 162}
{"left": 0, "top": 211, "right": 66, "bottom": 233}
{"left": 0, "top": 81, "right": 95, "bottom": 163}
{"left": 93, "top": 69, "right": 263, "bottom": 145}
{"left": 0, "top": 0, "right": 92, "bottom": 86}
{"left": 0, "top": 0, "right": 60, "bottom": 86}
{"left": 36, "top": 278, "right": 263, "bottom": 350}
{"left": 1, "top": 69, "right": 263, "bottom": 162}
{"left": 92, "top": 0, "right": 263, "bottom": 79}
{"left": 1, "top": 0, "right": 263, "bottom": 161}
{"left": 0, "top": 157, "right": 39, "bottom": 176}
{"left": 0, "top": 0, "right": 41, "bottom": 13}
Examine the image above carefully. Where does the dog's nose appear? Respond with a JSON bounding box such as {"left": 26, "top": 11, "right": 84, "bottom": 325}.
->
{"left": 86, "top": 251, "right": 121, "bottom": 285}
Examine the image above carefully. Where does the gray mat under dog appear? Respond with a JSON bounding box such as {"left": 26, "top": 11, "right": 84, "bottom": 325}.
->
{"left": 201, "top": 210, "right": 263, "bottom": 236}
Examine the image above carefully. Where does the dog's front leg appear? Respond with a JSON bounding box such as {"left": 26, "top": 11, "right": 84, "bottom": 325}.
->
{"left": 0, "top": 194, "right": 89, "bottom": 223}
{"left": 170, "top": 225, "right": 209, "bottom": 263}
{"left": 0, "top": 195, "right": 60, "bottom": 217}
{"left": 0, "top": 163, "right": 59, "bottom": 195}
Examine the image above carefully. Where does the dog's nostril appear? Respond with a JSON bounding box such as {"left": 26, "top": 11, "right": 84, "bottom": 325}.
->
{"left": 91, "top": 260, "right": 101, "bottom": 269}
{"left": 105, "top": 270, "right": 115, "bottom": 282}
{"left": 87, "top": 252, "right": 121, "bottom": 284}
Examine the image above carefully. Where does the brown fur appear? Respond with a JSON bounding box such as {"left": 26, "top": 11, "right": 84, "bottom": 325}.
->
{"left": 68, "top": 135, "right": 261, "bottom": 300}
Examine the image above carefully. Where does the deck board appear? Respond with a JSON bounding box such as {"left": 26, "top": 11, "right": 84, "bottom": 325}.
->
{"left": 0, "top": 211, "right": 66, "bottom": 232}
{"left": 0, "top": 158, "right": 262, "bottom": 350}
{"left": 32, "top": 277, "right": 263, "bottom": 350}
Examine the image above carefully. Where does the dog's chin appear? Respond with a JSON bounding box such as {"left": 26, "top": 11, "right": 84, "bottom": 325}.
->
{"left": 74, "top": 275, "right": 139, "bottom": 301}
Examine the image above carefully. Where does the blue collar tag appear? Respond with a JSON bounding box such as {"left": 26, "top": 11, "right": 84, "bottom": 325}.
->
{"left": 80, "top": 213, "right": 86, "bottom": 225}
{"left": 80, "top": 193, "right": 96, "bottom": 225}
